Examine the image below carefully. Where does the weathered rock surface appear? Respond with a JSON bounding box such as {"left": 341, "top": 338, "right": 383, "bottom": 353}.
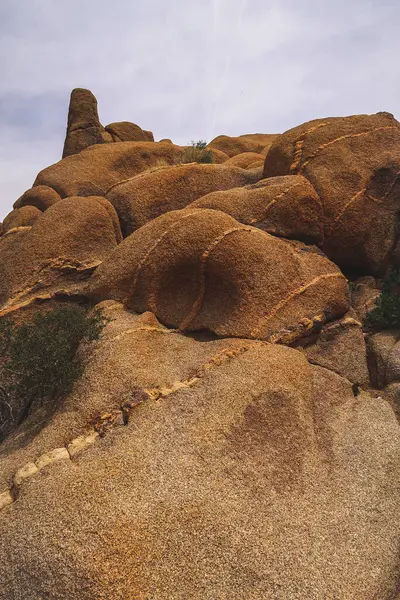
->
{"left": 62, "top": 89, "right": 156, "bottom": 158}
{"left": 297, "top": 310, "right": 369, "bottom": 385}
{"left": 367, "top": 330, "right": 400, "bottom": 388}
{"left": 384, "top": 383, "right": 400, "bottom": 421}
{"left": 88, "top": 208, "right": 349, "bottom": 341}
{"left": 62, "top": 88, "right": 108, "bottom": 158}
{"left": 106, "top": 163, "right": 261, "bottom": 236}
{"left": 209, "top": 133, "right": 279, "bottom": 157}
{"left": 0, "top": 197, "right": 121, "bottom": 314}
{"left": 34, "top": 141, "right": 184, "bottom": 198}
{"left": 13, "top": 185, "right": 62, "bottom": 211}
{"left": 263, "top": 112, "right": 400, "bottom": 273}
{"left": 0, "top": 303, "right": 399, "bottom": 600}
{"left": 1, "top": 90, "right": 400, "bottom": 600}
{"left": 206, "top": 147, "right": 230, "bottom": 163}
{"left": 2, "top": 205, "right": 42, "bottom": 233}
{"left": 189, "top": 174, "right": 324, "bottom": 245}
{"left": 104, "top": 121, "right": 154, "bottom": 142}
{"left": 224, "top": 151, "right": 266, "bottom": 169}
{"left": 350, "top": 276, "right": 381, "bottom": 322}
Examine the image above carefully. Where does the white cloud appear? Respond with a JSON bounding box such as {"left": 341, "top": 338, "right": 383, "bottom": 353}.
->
{"left": 1, "top": 0, "right": 400, "bottom": 218}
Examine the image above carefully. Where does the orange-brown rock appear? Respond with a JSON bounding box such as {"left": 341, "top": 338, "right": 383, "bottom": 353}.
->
{"left": 88, "top": 208, "right": 349, "bottom": 341}
{"left": 106, "top": 163, "right": 261, "bottom": 236}
{"left": 189, "top": 175, "right": 324, "bottom": 245}
{"left": 247, "top": 159, "right": 265, "bottom": 169}
{"left": 297, "top": 310, "right": 369, "bottom": 385}
{"left": 350, "top": 276, "right": 381, "bottom": 322}
{"left": 224, "top": 152, "right": 266, "bottom": 169}
{"left": 0, "top": 197, "right": 121, "bottom": 313}
{"left": 0, "top": 303, "right": 399, "bottom": 600}
{"left": 105, "top": 121, "right": 154, "bottom": 142}
{"left": 209, "top": 133, "right": 280, "bottom": 157}
{"left": 2, "top": 205, "right": 42, "bottom": 232}
{"left": 263, "top": 113, "right": 400, "bottom": 273}
{"left": 207, "top": 148, "right": 229, "bottom": 163}
{"left": 62, "top": 88, "right": 108, "bottom": 158}
{"left": 34, "top": 141, "right": 184, "bottom": 199}
{"left": 13, "top": 185, "right": 61, "bottom": 211}
{"left": 367, "top": 330, "right": 400, "bottom": 389}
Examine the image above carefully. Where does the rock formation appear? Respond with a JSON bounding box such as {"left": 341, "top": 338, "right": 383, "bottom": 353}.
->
{"left": 106, "top": 163, "right": 261, "bottom": 236}
{"left": 189, "top": 174, "right": 324, "bottom": 245}
{"left": 209, "top": 132, "right": 279, "bottom": 156}
{"left": 263, "top": 113, "right": 400, "bottom": 273}
{"left": 87, "top": 208, "right": 349, "bottom": 340}
{"left": 0, "top": 89, "right": 400, "bottom": 600}
{"left": 35, "top": 140, "right": 184, "bottom": 198}
{"left": 62, "top": 88, "right": 155, "bottom": 157}
{"left": 13, "top": 185, "right": 62, "bottom": 212}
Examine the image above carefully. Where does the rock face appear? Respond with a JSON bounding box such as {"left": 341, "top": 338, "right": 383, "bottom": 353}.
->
{"left": 62, "top": 89, "right": 154, "bottom": 158}
{"left": 224, "top": 151, "right": 266, "bottom": 168}
{"left": 350, "top": 276, "right": 381, "bottom": 322}
{"left": 62, "top": 88, "right": 107, "bottom": 158}
{"left": 209, "top": 133, "right": 279, "bottom": 157}
{"left": 104, "top": 121, "right": 154, "bottom": 142}
{"left": 2, "top": 90, "right": 400, "bottom": 600}
{"left": 35, "top": 141, "right": 184, "bottom": 198}
{"left": 2, "top": 205, "right": 42, "bottom": 233}
{"left": 263, "top": 113, "right": 400, "bottom": 274}
{"left": 367, "top": 330, "right": 400, "bottom": 388}
{"left": 13, "top": 185, "right": 62, "bottom": 211}
{"left": 189, "top": 174, "right": 324, "bottom": 245}
{"left": 0, "top": 197, "right": 121, "bottom": 314}
{"left": 106, "top": 163, "right": 261, "bottom": 236}
{"left": 298, "top": 310, "right": 370, "bottom": 385}
{"left": 88, "top": 208, "right": 349, "bottom": 341}
{"left": 0, "top": 304, "right": 399, "bottom": 600}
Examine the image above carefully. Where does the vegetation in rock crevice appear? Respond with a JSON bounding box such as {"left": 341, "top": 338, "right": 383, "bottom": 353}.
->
{"left": 364, "top": 269, "right": 400, "bottom": 329}
{"left": 181, "top": 140, "right": 213, "bottom": 164}
{"left": 0, "top": 304, "right": 106, "bottom": 443}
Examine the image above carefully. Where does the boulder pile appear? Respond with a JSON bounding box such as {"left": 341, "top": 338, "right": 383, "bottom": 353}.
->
{"left": 0, "top": 89, "right": 400, "bottom": 600}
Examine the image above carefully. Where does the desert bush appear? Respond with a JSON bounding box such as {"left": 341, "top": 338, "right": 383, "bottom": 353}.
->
{"left": 364, "top": 269, "right": 400, "bottom": 329}
{"left": 0, "top": 304, "right": 105, "bottom": 442}
{"left": 181, "top": 140, "right": 213, "bottom": 164}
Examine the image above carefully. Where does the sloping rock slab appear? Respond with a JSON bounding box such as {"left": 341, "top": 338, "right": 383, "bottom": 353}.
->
{"left": 0, "top": 305, "right": 398, "bottom": 600}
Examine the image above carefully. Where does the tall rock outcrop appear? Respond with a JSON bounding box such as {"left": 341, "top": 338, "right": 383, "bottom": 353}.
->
{"left": 62, "top": 88, "right": 154, "bottom": 157}
{"left": 62, "top": 88, "right": 108, "bottom": 158}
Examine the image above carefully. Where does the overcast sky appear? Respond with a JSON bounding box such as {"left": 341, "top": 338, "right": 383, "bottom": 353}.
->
{"left": 1, "top": 0, "right": 399, "bottom": 219}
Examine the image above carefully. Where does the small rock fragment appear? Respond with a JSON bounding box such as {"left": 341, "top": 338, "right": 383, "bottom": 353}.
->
{"left": 14, "top": 463, "right": 39, "bottom": 487}
{"left": 67, "top": 431, "right": 99, "bottom": 458}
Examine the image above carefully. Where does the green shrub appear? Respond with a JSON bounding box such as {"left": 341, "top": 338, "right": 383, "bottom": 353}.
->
{"left": 0, "top": 304, "right": 106, "bottom": 442}
{"left": 364, "top": 269, "right": 400, "bottom": 329}
{"left": 181, "top": 140, "right": 213, "bottom": 164}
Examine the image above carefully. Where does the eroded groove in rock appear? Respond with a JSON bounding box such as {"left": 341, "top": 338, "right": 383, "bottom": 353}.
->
{"left": 178, "top": 226, "right": 253, "bottom": 330}
{"left": 290, "top": 122, "right": 329, "bottom": 173}
{"left": 299, "top": 126, "right": 397, "bottom": 173}
{"left": 252, "top": 272, "right": 346, "bottom": 339}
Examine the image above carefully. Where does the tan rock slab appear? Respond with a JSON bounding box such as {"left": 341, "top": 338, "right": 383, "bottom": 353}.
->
{"left": 14, "top": 462, "right": 39, "bottom": 487}
{"left": 35, "top": 447, "right": 70, "bottom": 471}
{"left": 67, "top": 431, "right": 99, "bottom": 458}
